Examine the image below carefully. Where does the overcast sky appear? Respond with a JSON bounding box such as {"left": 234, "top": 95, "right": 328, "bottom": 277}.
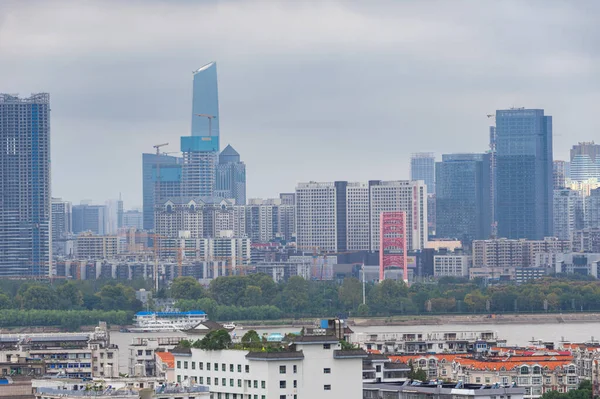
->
{"left": 1, "top": 0, "right": 598, "bottom": 208}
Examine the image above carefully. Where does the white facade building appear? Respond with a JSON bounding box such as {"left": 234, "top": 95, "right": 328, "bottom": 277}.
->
{"left": 172, "top": 335, "right": 365, "bottom": 399}
{"left": 346, "top": 182, "right": 370, "bottom": 251}
{"left": 553, "top": 189, "right": 584, "bottom": 240}
{"left": 295, "top": 182, "right": 338, "bottom": 252}
{"left": 433, "top": 254, "right": 472, "bottom": 277}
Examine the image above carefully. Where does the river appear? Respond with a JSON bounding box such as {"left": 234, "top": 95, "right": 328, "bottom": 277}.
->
{"left": 109, "top": 321, "right": 600, "bottom": 374}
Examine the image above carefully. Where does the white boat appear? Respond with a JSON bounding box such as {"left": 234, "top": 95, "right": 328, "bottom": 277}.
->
{"left": 222, "top": 322, "right": 236, "bottom": 330}
{"left": 131, "top": 311, "right": 207, "bottom": 333}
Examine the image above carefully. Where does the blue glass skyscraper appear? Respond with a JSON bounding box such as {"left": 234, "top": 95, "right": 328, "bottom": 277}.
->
{"left": 436, "top": 153, "right": 492, "bottom": 243}
{"left": 191, "top": 61, "right": 220, "bottom": 139}
{"left": 0, "top": 94, "right": 51, "bottom": 277}
{"left": 216, "top": 144, "right": 246, "bottom": 205}
{"left": 495, "top": 108, "right": 553, "bottom": 240}
{"left": 142, "top": 153, "right": 182, "bottom": 231}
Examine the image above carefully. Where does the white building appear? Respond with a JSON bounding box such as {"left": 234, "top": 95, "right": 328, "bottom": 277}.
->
{"left": 295, "top": 180, "right": 428, "bottom": 253}
{"left": 172, "top": 335, "right": 366, "bottom": 399}
{"left": 75, "top": 232, "right": 119, "bottom": 259}
{"left": 555, "top": 253, "right": 600, "bottom": 277}
{"left": 553, "top": 189, "right": 584, "bottom": 240}
{"left": 433, "top": 254, "right": 472, "bottom": 277}
{"left": 234, "top": 199, "right": 296, "bottom": 243}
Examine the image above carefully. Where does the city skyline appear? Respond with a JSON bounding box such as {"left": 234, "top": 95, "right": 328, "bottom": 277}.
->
{"left": 0, "top": 1, "right": 597, "bottom": 207}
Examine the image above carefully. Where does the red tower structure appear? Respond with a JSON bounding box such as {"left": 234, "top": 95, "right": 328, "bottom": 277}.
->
{"left": 379, "top": 211, "right": 408, "bottom": 281}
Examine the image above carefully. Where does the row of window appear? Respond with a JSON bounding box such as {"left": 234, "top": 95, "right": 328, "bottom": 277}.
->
{"left": 177, "top": 361, "right": 250, "bottom": 373}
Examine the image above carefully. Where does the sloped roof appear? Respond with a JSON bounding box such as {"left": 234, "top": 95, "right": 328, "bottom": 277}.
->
{"left": 156, "top": 352, "right": 175, "bottom": 368}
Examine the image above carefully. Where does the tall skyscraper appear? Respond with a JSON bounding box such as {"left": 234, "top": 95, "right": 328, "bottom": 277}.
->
{"left": 72, "top": 204, "right": 107, "bottom": 236}
{"left": 570, "top": 142, "right": 600, "bottom": 182}
{"left": 181, "top": 62, "right": 222, "bottom": 198}
{"left": 553, "top": 160, "right": 568, "bottom": 189}
{"left": 410, "top": 152, "right": 436, "bottom": 194}
{"left": 142, "top": 153, "right": 182, "bottom": 231}
{"left": 0, "top": 94, "right": 51, "bottom": 277}
{"left": 216, "top": 144, "right": 246, "bottom": 205}
{"left": 191, "top": 62, "right": 220, "bottom": 138}
{"left": 435, "top": 153, "right": 492, "bottom": 244}
{"left": 495, "top": 108, "right": 553, "bottom": 240}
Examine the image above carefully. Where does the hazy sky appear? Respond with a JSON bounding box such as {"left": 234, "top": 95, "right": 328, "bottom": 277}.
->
{"left": 1, "top": 0, "right": 598, "bottom": 208}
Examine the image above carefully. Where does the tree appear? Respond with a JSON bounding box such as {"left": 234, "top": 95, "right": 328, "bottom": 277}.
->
{"left": 339, "top": 278, "right": 362, "bottom": 310}
{"left": 56, "top": 281, "right": 84, "bottom": 309}
{"left": 408, "top": 360, "right": 428, "bottom": 381}
{"left": 96, "top": 284, "right": 142, "bottom": 312}
{"left": 20, "top": 285, "right": 58, "bottom": 310}
{"left": 196, "top": 329, "right": 232, "bottom": 350}
{"left": 357, "top": 303, "right": 370, "bottom": 316}
{"left": 243, "top": 286, "right": 263, "bottom": 307}
{"left": 281, "top": 276, "right": 309, "bottom": 315}
{"left": 170, "top": 277, "right": 205, "bottom": 300}
{"left": 241, "top": 330, "right": 262, "bottom": 348}
{"left": 464, "top": 290, "right": 488, "bottom": 312}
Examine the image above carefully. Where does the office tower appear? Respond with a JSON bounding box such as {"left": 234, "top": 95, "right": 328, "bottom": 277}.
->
{"left": 142, "top": 153, "right": 182, "bottom": 231}
{"left": 585, "top": 188, "right": 600, "bottom": 229}
{"left": 553, "top": 189, "right": 584, "bottom": 240}
{"left": 553, "top": 160, "right": 568, "bottom": 189}
{"left": 435, "top": 153, "right": 492, "bottom": 244}
{"left": 0, "top": 94, "right": 51, "bottom": 277}
{"left": 488, "top": 126, "right": 497, "bottom": 236}
{"left": 410, "top": 152, "right": 436, "bottom": 194}
{"left": 570, "top": 142, "right": 600, "bottom": 182}
{"left": 295, "top": 180, "right": 427, "bottom": 253}
{"left": 52, "top": 198, "right": 72, "bottom": 256}
{"left": 215, "top": 144, "right": 246, "bottom": 205}
{"left": 191, "top": 62, "right": 220, "bottom": 138}
{"left": 379, "top": 211, "right": 408, "bottom": 281}
{"left": 123, "top": 210, "right": 144, "bottom": 230}
{"left": 105, "top": 199, "right": 123, "bottom": 234}
{"left": 495, "top": 108, "right": 553, "bottom": 240}
{"left": 72, "top": 204, "right": 107, "bottom": 235}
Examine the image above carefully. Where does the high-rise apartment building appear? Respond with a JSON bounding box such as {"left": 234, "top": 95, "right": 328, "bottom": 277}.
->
{"left": 295, "top": 180, "right": 427, "bottom": 253}
{"left": 279, "top": 193, "right": 296, "bottom": 206}
{"left": 570, "top": 142, "right": 600, "bottom": 182}
{"left": 553, "top": 189, "right": 584, "bottom": 241}
{"left": 553, "top": 160, "right": 568, "bottom": 190}
{"left": 435, "top": 153, "right": 492, "bottom": 244}
{"left": 235, "top": 199, "right": 295, "bottom": 243}
{"left": 52, "top": 198, "right": 72, "bottom": 256}
{"left": 215, "top": 144, "right": 246, "bottom": 205}
{"left": 495, "top": 108, "right": 553, "bottom": 240}
{"left": 181, "top": 136, "right": 219, "bottom": 198}
{"left": 72, "top": 204, "right": 107, "bottom": 236}
{"left": 585, "top": 188, "right": 600, "bottom": 229}
{"left": 0, "top": 93, "right": 51, "bottom": 277}
{"left": 410, "top": 153, "right": 436, "bottom": 194}
{"left": 142, "top": 153, "right": 182, "bottom": 231}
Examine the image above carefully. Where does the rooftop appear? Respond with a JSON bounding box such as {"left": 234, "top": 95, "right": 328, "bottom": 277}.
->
{"left": 155, "top": 352, "right": 175, "bottom": 368}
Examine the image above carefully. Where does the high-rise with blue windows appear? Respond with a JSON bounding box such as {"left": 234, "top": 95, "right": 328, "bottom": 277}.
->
{"left": 216, "top": 144, "right": 246, "bottom": 205}
{"left": 0, "top": 94, "right": 51, "bottom": 277}
{"left": 436, "top": 153, "right": 492, "bottom": 243}
{"left": 495, "top": 108, "right": 553, "bottom": 240}
{"left": 191, "top": 61, "right": 220, "bottom": 139}
{"left": 142, "top": 153, "right": 182, "bottom": 231}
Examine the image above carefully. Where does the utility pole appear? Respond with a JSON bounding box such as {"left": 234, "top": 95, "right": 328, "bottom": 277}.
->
{"left": 194, "top": 114, "right": 217, "bottom": 137}
{"left": 152, "top": 143, "right": 169, "bottom": 292}
{"left": 362, "top": 263, "right": 366, "bottom": 305}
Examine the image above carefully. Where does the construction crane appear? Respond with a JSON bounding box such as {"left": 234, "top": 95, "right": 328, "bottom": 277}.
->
{"left": 194, "top": 114, "right": 217, "bottom": 137}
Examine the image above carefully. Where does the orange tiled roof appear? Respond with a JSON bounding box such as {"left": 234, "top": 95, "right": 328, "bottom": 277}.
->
{"left": 156, "top": 351, "right": 175, "bottom": 368}
{"left": 454, "top": 358, "right": 574, "bottom": 371}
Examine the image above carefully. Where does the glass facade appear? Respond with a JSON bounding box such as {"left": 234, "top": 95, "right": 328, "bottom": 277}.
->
{"left": 215, "top": 145, "right": 246, "bottom": 205}
{"left": 435, "top": 153, "right": 492, "bottom": 243}
{"left": 495, "top": 109, "right": 553, "bottom": 240}
{"left": 191, "top": 62, "right": 220, "bottom": 139}
{"left": 142, "top": 153, "right": 182, "bottom": 230}
{"left": 410, "top": 153, "right": 436, "bottom": 194}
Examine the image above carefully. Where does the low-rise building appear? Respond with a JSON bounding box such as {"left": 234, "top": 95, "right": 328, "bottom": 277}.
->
{"left": 172, "top": 335, "right": 366, "bottom": 399}
{"left": 433, "top": 254, "right": 471, "bottom": 277}
{"left": 129, "top": 337, "right": 185, "bottom": 377}
{"left": 363, "top": 381, "right": 525, "bottom": 399}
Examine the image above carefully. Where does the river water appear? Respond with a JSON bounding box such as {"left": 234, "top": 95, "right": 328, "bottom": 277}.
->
{"left": 109, "top": 321, "right": 600, "bottom": 374}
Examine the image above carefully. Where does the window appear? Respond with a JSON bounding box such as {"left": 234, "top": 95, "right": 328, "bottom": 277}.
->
{"left": 476, "top": 377, "right": 481, "bottom": 383}
{"left": 238, "top": 379, "right": 242, "bottom": 387}
{"left": 280, "top": 381, "right": 286, "bottom": 389}
{"left": 214, "top": 363, "right": 218, "bottom": 371}
{"left": 184, "top": 361, "right": 188, "bottom": 369}
{"left": 532, "top": 377, "right": 542, "bottom": 385}
{"left": 280, "top": 365, "right": 287, "bottom": 374}
{"left": 199, "top": 362, "right": 204, "bottom": 370}
{"left": 199, "top": 377, "right": 204, "bottom": 384}
{"left": 485, "top": 378, "right": 491, "bottom": 383}
{"left": 261, "top": 381, "right": 266, "bottom": 389}
{"left": 207, "top": 363, "right": 211, "bottom": 371}
{"left": 245, "top": 365, "right": 250, "bottom": 373}
{"left": 207, "top": 377, "right": 211, "bottom": 385}
{"left": 222, "top": 363, "right": 226, "bottom": 372}
{"left": 192, "top": 362, "right": 196, "bottom": 370}
{"left": 568, "top": 376, "right": 577, "bottom": 385}
{"left": 280, "top": 396, "right": 286, "bottom": 399}
{"left": 145, "top": 350, "right": 152, "bottom": 356}
{"left": 230, "top": 379, "right": 234, "bottom": 387}
{"left": 324, "top": 368, "right": 331, "bottom": 374}
{"left": 520, "top": 366, "right": 530, "bottom": 375}
{"left": 238, "top": 364, "right": 242, "bottom": 372}
{"left": 230, "top": 364, "right": 234, "bottom": 372}
{"left": 324, "top": 385, "right": 331, "bottom": 390}
{"left": 137, "top": 350, "right": 143, "bottom": 356}
{"left": 254, "top": 380, "right": 258, "bottom": 388}
{"left": 293, "top": 380, "right": 297, "bottom": 388}
{"left": 177, "top": 361, "right": 181, "bottom": 369}
{"left": 376, "top": 365, "right": 381, "bottom": 372}
{"left": 323, "top": 344, "right": 331, "bottom": 349}
{"left": 177, "top": 375, "right": 181, "bottom": 383}
{"left": 222, "top": 378, "right": 226, "bottom": 386}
